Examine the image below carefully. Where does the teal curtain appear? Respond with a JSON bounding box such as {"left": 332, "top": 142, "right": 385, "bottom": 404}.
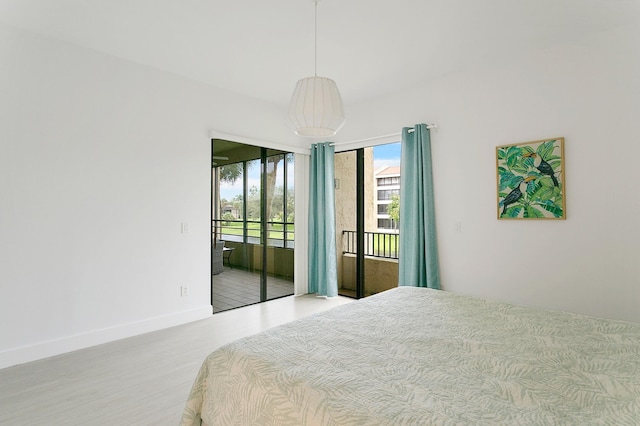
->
{"left": 308, "top": 142, "right": 338, "bottom": 296}
{"left": 398, "top": 124, "right": 440, "bottom": 289}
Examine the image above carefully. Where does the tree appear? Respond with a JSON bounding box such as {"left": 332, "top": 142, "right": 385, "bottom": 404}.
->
{"left": 222, "top": 212, "right": 235, "bottom": 225}
{"left": 269, "top": 185, "right": 284, "bottom": 220}
{"left": 246, "top": 185, "right": 261, "bottom": 220}
{"left": 215, "top": 164, "right": 243, "bottom": 240}
{"left": 286, "top": 187, "right": 295, "bottom": 222}
{"left": 219, "top": 163, "right": 242, "bottom": 184}
{"left": 265, "top": 153, "right": 295, "bottom": 225}
{"left": 388, "top": 193, "right": 400, "bottom": 229}
{"left": 232, "top": 194, "right": 243, "bottom": 218}
{"left": 215, "top": 155, "right": 295, "bottom": 234}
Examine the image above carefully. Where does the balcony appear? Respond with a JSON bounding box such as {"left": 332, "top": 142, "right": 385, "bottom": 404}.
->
{"left": 213, "top": 219, "right": 294, "bottom": 277}
{"left": 339, "top": 230, "right": 399, "bottom": 297}
{"left": 212, "top": 267, "right": 294, "bottom": 312}
{"left": 212, "top": 219, "right": 295, "bottom": 312}
{"left": 342, "top": 230, "right": 399, "bottom": 259}
{"left": 215, "top": 219, "right": 294, "bottom": 249}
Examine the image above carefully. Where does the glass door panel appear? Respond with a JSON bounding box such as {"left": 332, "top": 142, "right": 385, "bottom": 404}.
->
{"left": 364, "top": 142, "right": 401, "bottom": 296}
{"left": 334, "top": 142, "right": 401, "bottom": 299}
{"left": 335, "top": 150, "right": 359, "bottom": 298}
{"left": 266, "top": 151, "right": 294, "bottom": 301}
{"left": 237, "top": 158, "right": 262, "bottom": 307}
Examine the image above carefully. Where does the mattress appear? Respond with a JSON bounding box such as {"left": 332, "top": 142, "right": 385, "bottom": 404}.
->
{"left": 181, "top": 287, "right": 640, "bottom": 425}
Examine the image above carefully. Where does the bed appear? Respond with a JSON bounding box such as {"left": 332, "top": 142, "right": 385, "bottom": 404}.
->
{"left": 180, "top": 287, "right": 640, "bottom": 425}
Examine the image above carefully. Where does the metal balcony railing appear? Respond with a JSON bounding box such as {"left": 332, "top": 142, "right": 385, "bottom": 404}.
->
{"left": 342, "top": 230, "right": 399, "bottom": 259}
{"left": 212, "top": 219, "right": 294, "bottom": 249}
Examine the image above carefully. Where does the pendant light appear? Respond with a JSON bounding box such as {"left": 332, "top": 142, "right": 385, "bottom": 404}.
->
{"left": 288, "top": 0, "right": 345, "bottom": 137}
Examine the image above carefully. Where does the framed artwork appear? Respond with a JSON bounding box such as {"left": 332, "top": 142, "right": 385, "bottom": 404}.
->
{"left": 496, "top": 137, "right": 565, "bottom": 220}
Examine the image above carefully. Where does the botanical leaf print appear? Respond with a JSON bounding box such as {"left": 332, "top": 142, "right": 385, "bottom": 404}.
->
{"left": 181, "top": 287, "right": 640, "bottom": 425}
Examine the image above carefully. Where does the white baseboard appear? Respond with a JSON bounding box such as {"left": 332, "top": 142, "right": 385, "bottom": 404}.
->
{"left": 0, "top": 306, "right": 212, "bottom": 370}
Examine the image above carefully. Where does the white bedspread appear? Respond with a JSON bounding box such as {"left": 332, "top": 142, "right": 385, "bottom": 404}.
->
{"left": 181, "top": 287, "right": 640, "bottom": 425}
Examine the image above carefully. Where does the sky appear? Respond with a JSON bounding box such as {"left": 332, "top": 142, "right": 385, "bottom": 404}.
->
{"left": 373, "top": 142, "right": 401, "bottom": 171}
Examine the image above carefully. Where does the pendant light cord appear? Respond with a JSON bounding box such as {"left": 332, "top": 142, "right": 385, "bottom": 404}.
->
{"left": 314, "top": 0, "right": 318, "bottom": 77}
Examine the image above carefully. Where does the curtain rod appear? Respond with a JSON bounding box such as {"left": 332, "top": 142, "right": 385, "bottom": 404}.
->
{"left": 329, "top": 123, "right": 437, "bottom": 147}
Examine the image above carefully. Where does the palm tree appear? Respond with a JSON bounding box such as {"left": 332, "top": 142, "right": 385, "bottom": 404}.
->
{"left": 219, "top": 163, "right": 242, "bottom": 184}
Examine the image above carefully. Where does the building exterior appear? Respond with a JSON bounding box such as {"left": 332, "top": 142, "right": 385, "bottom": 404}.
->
{"left": 375, "top": 166, "right": 400, "bottom": 232}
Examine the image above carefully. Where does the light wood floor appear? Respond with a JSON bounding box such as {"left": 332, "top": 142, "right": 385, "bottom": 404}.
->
{"left": 0, "top": 294, "right": 353, "bottom": 425}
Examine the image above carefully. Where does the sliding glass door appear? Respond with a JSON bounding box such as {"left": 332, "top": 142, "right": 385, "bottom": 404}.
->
{"left": 334, "top": 149, "right": 362, "bottom": 297}
{"left": 335, "top": 143, "right": 401, "bottom": 298}
{"left": 212, "top": 140, "right": 295, "bottom": 313}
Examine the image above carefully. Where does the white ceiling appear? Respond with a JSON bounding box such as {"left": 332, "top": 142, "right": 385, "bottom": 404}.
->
{"left": 0, "top": 0, "right": 638, "bottom": 107}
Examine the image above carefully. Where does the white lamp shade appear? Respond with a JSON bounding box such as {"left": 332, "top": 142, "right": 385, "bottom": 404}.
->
{"left": 288, "top": 76, "right": 345, "bottom": 137}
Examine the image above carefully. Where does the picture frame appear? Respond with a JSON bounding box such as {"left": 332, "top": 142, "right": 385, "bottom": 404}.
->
{"left": 496, "top": 137, "right": 566, "bottom": 220}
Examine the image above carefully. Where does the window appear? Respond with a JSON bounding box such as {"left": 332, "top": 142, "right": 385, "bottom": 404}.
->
{"left": 377, "top": 219, "right": 387, "bottom": 228}
{"left": 218, "top": 156, "right": 294, "bottom": 248}
{"left": 377, "top": 189, "right": 399, "bottom": 201}
{"left": 377, "top": 176, "right": 399, "bottom": 186}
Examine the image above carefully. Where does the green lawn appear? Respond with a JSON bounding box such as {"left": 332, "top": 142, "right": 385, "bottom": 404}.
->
{"left": 220, "top": 221, "right": 294, "bottom": 240}
{"left": 370, "top": 233, "right": 399, "bottom": 257}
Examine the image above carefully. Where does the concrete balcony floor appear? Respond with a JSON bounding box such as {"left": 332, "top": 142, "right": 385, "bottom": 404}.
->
{"left": 212, "top": 267, "right": 294, "bottom": 313}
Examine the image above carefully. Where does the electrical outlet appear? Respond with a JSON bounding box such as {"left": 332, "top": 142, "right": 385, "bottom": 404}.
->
{"left": 181, "top": 286, "right": 189, "bottom": 297}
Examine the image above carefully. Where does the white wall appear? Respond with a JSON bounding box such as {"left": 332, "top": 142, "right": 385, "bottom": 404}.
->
{"left": 0, "top": 23, "right": 298, "bottom": 368}
{"left": 338, "top": 25, "right": 640, "bottom": 322}
{"left": 2, "top": 19, "right": 639, "bottom": 369}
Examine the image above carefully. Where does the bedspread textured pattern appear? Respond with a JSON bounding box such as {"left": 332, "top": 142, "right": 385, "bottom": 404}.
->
{"left": 181, "top": 287, "right": 640, "bottom": 425}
